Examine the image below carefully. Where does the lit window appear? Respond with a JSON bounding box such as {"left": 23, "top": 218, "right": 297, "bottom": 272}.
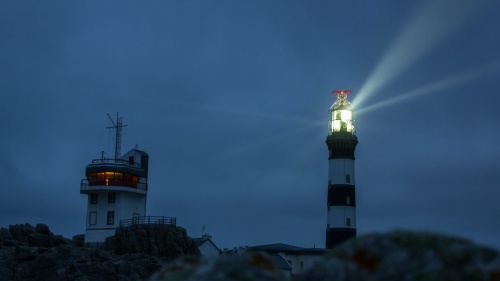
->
{"left": 346, "top": 218, "right": 351, "bottom": 227}
{"left": 90, "top": 193, "right": 98, "bottom": 204}
{"left": 108, "top": 192, "right": 116, "bottom": 203}
{"left": 346, "top": 174, "right": 350, "bottom": 183}
{"left": 106, "top": 172, "right": 115, "bottom": 179}
{"left": 107, "top": 211, "right": 115, "bottom": 225}
{"left": 89, "top": 212, "right": 97, "bottom": 225}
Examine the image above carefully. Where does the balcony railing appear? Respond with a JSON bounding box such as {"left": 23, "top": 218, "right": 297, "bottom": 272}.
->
{"left": 80, "top": 179, "right": 148, "bottom": 191}
{"left": 120, "top": 216, "right": 177, "bottom": 227}
{"left": 90, "top": 158, "right": 141, "bottom": 168}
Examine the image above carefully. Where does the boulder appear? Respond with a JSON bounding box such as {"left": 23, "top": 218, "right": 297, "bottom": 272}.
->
{"left": 105, "top": 224, "right": 200, "bottom": 259}
{"left": 297, "top": 230, "right": 500, "bottom": 281}
{"left": 152, "top": 230, "right": 500, "bottom": 281}
{"left": 151, "top": 253, "right": 285, "bottom": 281}
{"left": 0, "top": 223, "right": 172, "bottom": 280}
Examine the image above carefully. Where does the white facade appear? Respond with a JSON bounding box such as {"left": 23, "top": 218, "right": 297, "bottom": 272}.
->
{"left": 327, "top": 206, "right": 356, "bottom": 228}
{"left": 81, "top": 148, "right": 149, "bottom": 244}
{"left": 327, "top": 158, "right": 356, "bottom": 229}
{"left": 328, "top": 158, "right": 355, "bottom": 184}
{"left": 279, "top": 252, "right": 323, "bottom": 275}
{"left": 197, "top": 239, "right": 221, "bottom": 256}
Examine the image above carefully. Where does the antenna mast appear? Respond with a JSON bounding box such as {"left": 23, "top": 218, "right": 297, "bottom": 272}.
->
{"left": 107, "top": 113, "right": 128, "bottom": 160}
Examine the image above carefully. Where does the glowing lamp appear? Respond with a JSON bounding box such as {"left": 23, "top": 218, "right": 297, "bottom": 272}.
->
{"left": 328, "top": 90, "right": 355, "bottom": 134}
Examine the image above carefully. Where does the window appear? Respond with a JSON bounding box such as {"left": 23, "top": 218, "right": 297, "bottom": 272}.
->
{"left": 106, "top": 172, "right": 115, "bottom": 179}
{"left": 346, "top": 218, "right": 351, "bottom": 227}
{"left": 90, "top": 193, "right": 98, "bottom": 204}
{"left": 346, "top": 174, "right": 351, "bottom": 183}
{"left": 346, "top": 196, "right": 350, "bottom": 205}
{"left": 108, "top": 192, "right": 116, "bottom": 203}
{"left": 107, "top": 211, "right": 115, "bottom": 225}
{"left": 89, "top": 212, "right": 97, "bottom": 225}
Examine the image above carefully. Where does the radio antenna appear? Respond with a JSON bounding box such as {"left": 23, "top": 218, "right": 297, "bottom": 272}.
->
{"left": 107, "top": 113, "right": 128, "bottom": 160}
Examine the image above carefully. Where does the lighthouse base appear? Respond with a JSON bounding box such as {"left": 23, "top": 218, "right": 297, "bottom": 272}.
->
{"left": 326, "top": 228, "right": 356, "bottom": 249}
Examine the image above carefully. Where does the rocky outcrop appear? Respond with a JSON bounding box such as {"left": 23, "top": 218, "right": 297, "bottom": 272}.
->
{"left": 297, "top": 230, "right": 500, "bottom": 281}
{"left": 151, "top": 253, "right": 285, "bottom": 281}
{"left": 105, "top": 224, "right": 200, "bottom": 259}
{"left": 152, "top": 230, "right": 500, "bottom": 281}
{"left": 0, "top": 223, "right": 198, "bottom": 281}
{"left": 3, "top": 224, "right": 500, "bottom": 281}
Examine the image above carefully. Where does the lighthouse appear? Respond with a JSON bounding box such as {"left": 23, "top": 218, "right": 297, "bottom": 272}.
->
{"left": 325, "top": 90, "right": 358, "bottom": 249}
{"left": 80, "top": 114, "right": 149, "bottom": 244}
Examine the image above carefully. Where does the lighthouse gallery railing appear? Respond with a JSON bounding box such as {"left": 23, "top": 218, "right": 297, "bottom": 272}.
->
{"left": 120, "top": 216, "right": 177, "bottom": 227}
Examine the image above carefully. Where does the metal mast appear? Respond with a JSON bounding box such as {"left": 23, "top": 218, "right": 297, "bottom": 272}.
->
{"left": 107, "top": 113, "right": 128, "bottom": 160}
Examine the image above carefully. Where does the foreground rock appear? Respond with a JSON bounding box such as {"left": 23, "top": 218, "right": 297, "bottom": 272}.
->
{"left": 0, "top": 223, "right": 198, "bottom": 281}
{"left": 153, "top": 230, "right": 500, "bottom": 281}
{"left": 2, "top": 224, "right": 500, "bottom": 280}
{"left": 151, "top": 253, "right": 285, "bottom": 281}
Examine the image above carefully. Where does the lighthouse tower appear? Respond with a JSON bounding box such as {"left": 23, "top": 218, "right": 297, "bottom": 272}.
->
{"left": 80, "top": 115, "right": 149, "bottom": 244}
{"left": 325, "top": 90, "right": 358, "bottom": 249}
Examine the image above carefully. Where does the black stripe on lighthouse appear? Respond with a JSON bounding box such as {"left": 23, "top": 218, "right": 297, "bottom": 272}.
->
{"left": 328, "top": 184, "right": 356, "bottom": 206}
{"left": 326, "top": 228, "right": 357, "bottom": 249}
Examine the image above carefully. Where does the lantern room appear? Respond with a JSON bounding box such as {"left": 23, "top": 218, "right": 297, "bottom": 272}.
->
{"left": 328, "top": 90, "right": 355, "bottom": 135}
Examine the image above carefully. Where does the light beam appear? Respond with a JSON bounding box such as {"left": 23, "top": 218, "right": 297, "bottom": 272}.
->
{"left": 357, "top": 61, "right": 500, "bottom": 115}
{"left": 353, "top": 0, "right": 489, "bottom": 108}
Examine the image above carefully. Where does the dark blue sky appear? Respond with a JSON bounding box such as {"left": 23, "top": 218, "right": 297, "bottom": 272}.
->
{"left": 1, "top": 0, "right": 499, "bottom": 250}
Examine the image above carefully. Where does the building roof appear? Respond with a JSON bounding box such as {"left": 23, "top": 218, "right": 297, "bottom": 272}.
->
{"left": 248, "top": 243, "right": 325, "bottom": 255}
{"left": 193, "top": 235, "right": 220, "bottom": 252}
{"left": 248, "top": 243, "right": 303, "bottom": 252}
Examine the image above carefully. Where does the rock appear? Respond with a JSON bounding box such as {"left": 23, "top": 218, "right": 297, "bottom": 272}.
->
{"left": 151, "top": 253, "right": 285, "bottom": 281}
{"left": 0, "top": 223, "right": 173, "bottom": 280}
{"left": 53, "top": 234, "right": 68, "bottom": 245}
{"left": 35, "top": 223, "right": 51, "bottom": 235}
{"left": 297, "top": 230, "right": 500, "bottom": 281}
{"left": 105, "top": 224, "right": 200, "bottom": 259}
{"left": 72, "top": 234, "right": 85, "bottom": 247}
{"left": 16, "top": 246, "right": 38, "bottom": 262}
{"left": 3, "top": 223, "right": 500, "bottom": 281}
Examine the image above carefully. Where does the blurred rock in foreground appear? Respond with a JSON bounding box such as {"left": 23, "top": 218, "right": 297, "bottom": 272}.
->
{"left": 152, "top": 230, "right": 500, "bottom": 281}
{"left": 0, "top": 223, "right": 198, "bottom": 281}
{"left": 2, "top": 224, "right": 500, "bottom": 281}
{"left": 151, "top": 253, "right": 286, "bottom": 281}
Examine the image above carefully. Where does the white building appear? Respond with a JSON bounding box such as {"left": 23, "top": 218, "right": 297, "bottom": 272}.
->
{"left": 80, "top": 148, "right": 149, "bottom": 244}
{"left": 193, "top": 234, "right": 221, "bottom": 256}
